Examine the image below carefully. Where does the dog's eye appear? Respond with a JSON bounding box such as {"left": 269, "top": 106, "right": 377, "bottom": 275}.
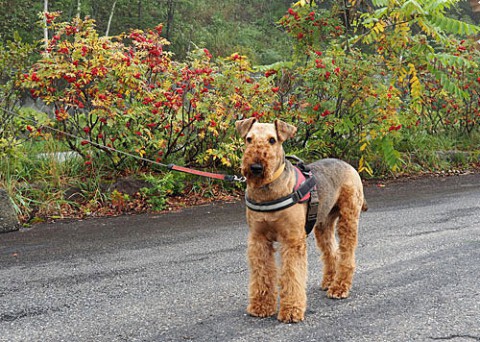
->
{"left": 246, "top": 137, "right": 252, "bottom": 143}
{"left": 269, "top": 137, "right": 276, "bottom": 145}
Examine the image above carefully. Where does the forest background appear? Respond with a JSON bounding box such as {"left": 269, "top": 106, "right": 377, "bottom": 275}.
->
{"left": 1, "top": 0, "right": 480, "bottom": 224}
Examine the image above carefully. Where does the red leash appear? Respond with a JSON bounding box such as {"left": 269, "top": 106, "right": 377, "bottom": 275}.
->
{"left": 167, "top": 164, "right": 245, "bottom": 183}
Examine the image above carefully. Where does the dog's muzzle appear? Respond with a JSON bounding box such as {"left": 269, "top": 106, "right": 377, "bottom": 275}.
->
{"left": 249, "top": 163, "right": 264, "bottom": 176}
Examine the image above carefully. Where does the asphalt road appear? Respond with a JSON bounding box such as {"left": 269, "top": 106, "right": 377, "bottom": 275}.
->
{"left": 1, "top": 173, "right": 479, "bottom": 342}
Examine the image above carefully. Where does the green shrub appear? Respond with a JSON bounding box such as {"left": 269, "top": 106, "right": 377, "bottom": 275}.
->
{"left": 0, "top": 33, "right": 37, "bottom": 157}
{"left": 140, "top": 172, "right": 185, "bottom": 211}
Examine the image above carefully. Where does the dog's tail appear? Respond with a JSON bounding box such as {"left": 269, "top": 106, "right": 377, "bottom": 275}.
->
{"left": 362, "top": 197, "right": 368, "bottom": 212}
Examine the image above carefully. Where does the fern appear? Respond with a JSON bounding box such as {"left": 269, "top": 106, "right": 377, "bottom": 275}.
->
{"left": 367, "top": 0, "right": 480, "bottom": 39}
{"left": 400, "top": 0, "right": 427, "bottom": 16}
{"left": 381, "top": 136, "right": 403, "bottom": 172}
{"left": 433, "top": 52, "right": 477, "bottom": 69}
{"left": 409, "top": 40, "right": 434, "bottom": 56}
{"left": 428, "top": 16, "right": 480, "bottom": 36}
{"left": 423, "top": 0, "right": 460, "bottom": 14}
{"left": 416, "top": 16, "right": 447, "bottom": 40}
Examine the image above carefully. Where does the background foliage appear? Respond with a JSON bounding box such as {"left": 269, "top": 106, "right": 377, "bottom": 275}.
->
{"left": 0, "top": 0, "right": 293, "bottom": 64}
{"left": 0, "top": 0, "right": 479, "bottom": 223}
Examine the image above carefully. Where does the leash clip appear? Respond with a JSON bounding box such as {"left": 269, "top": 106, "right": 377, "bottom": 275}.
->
{"left": 225, "top": 174, "right": 246, "bottom": 183}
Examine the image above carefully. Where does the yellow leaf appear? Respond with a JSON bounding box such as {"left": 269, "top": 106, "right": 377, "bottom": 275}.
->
{"left": 408, "top": 63, "right": 422, "bottom": 99}
{"left": 293, "top": 0, "right": 308, "bottom": 7}
{"left": 135, "top": 148, "right": 146, "bottom": 157}
{"left": 373, "top": 22, "right": 385, "bottom": 34}
{"left": 358, "top": 155, "right": 365, "bottom": 171}
{"left": 221, "top": 157, "right": 231, "bottom": 167}
{"left": 358, "top": 156, "right": 373, "bottom": 176}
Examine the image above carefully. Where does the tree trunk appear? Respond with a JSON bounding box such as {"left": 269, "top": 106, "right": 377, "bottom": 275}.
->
{"left": 76, "top": 0, "right": 81, "bottom": 17}
{"left": 43, "top": 0, "right": 49, "bottom": 53}
{"left": 138, "top": 0, "right": 142, "bottom": 26}
{"left": 165, "top": 0, "right": 175, "bottom": 41}
{"left": 105, "top": 0, "right": 117, "bottom": 36}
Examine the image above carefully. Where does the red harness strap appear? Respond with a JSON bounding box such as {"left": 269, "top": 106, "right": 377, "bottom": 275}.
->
{"left": 293, "top": 166, "right": 311, "bottom": 203}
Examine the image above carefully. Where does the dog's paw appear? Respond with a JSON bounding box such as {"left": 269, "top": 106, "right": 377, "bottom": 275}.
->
{"left": 247, "top": 302, "right": 276, "bottom": 318}
{"left": 321, "top": 278, "right": 334, "bottom": 291}
{"left": 277, "top": 306, "right": 305, "bottom": 323}
{"left": 326, "top": 285, "right": 350, "bottom": 299}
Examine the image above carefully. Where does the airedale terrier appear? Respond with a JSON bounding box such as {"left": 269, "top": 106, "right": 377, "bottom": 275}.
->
{"left": 235, "top": 118, "right": 367, "bottom": 323}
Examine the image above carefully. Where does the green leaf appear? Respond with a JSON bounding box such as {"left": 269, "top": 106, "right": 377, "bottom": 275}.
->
{"left": 371, "top": 0, "right": 389, "bottom": 7}
{"left": 428, "top": 15, "right": 480, "bottom": 36}
{"left": 426, "top": 64, "right": 469, "bottom": 100}
{"left": 381, "top": 136, "right": 403, "bottom": 171}
{"left": 433, "top": 52, "right": 477, "bottom": 69}
{"left": 401, "top": 0, "right": 427, "bottom": 16}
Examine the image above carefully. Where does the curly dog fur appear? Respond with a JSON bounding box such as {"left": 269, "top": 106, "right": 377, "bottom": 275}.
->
{"left": 236, "top": 118, "right": 367, "bottom": 323}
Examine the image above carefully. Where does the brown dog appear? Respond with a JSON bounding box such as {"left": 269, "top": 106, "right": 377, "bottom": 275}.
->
{"left": 235, "top": 118, "right": 367, "bottom": 323}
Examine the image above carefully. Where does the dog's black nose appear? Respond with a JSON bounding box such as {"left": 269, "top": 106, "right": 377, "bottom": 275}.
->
{"left": 249, "top": 163, "right": 263, "bottom": 175}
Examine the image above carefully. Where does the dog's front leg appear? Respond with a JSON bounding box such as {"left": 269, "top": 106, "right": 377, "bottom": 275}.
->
{"left": 277, "top": 237, "right": 307, "bottom": 323}
{"left": 246, "top": 232, "right": 278, "bottom": 318}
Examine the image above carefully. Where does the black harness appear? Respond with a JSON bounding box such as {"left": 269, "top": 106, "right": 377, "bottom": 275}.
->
{"left": 245, "top": 156, "right": 319, "bottom": 235}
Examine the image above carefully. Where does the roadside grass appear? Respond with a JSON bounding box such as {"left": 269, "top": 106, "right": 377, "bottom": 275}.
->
{"left": 0, "top": 137, "right": 83, "bottom": 222}
{"left": 1, "top": 136, "right": 240, "bottom": 224}
{"left": 398, "top": 129, "right": 480, "bottom": 172}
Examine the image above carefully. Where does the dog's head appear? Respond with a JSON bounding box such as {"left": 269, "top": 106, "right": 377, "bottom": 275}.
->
{"left": 235, "top": 118, "right": 297, "bottom": 187}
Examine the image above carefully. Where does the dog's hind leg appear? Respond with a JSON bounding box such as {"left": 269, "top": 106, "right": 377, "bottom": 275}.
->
{"left": 314, "top": 210, "right": 339, "bottom": 291}
{"left": 246, "top": 233, "right": 278, "bottom": 318}
{"left": 277, "top": 236, "right": 307, "bottom": 323}
{"left": 326, "top": 186, "right": 361, "bottom": 299}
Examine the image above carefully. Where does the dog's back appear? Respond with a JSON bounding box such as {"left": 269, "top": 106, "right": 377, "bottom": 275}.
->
{"left": 308, "top": 158, "right": 367, "bottom": 220}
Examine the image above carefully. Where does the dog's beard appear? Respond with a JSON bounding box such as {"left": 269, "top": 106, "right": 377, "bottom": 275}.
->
{"left": 243, "top": 164, "right": 267, "bottom": 184}
{"left": 242, "top": 161, "right": 276, "bottom": 188}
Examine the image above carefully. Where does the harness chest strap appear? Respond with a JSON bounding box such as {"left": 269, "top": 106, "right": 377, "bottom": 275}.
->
{"left": 245, "top": 167, "right": 316, "bottom": 212}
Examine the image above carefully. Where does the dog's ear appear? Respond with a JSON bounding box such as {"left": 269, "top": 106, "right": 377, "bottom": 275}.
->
{"left": 275, "top": 120, "right": 297, "bottom": 142}
{"left": 235, "top": 118, "right": 257, "bottom": 139}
